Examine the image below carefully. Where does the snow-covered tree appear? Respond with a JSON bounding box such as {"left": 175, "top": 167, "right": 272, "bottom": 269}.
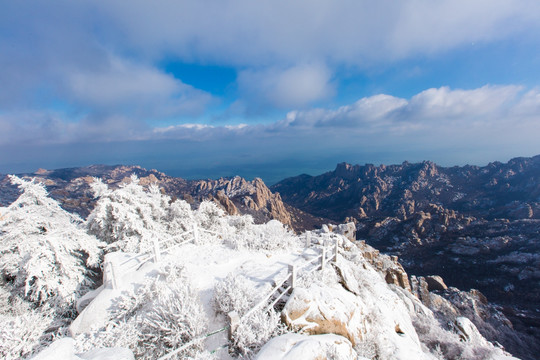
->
{"left": 225, "top": 218, "right": 297, "bottom": 251}
{"left": 0, "top": 176, "right": 102, "bottom": 312}
{"left": 0, "top": 286, "right": 55, "bottom": 359}
{"left": 87, "top": 175, "right": 198, "bottom": 253}
{"left": 75, "top": 263, "right": 208, "bottom": 359}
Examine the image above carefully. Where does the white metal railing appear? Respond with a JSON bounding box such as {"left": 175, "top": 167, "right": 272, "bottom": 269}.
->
{"left": 107, "top": 226, "right": 342, "bottom": 359}
{"left": 105, "top": 223, "right": 217, "bottom": 289}
{"left": 227, "top": 233, "right": 340, "bottom": 338}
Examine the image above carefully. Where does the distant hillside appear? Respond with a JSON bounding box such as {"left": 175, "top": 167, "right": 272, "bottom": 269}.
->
{"left": 0, "top": 164, "right": 328, "bottom": 232}
{"left": 271, "top": 155, "right": 540, "bottom": 221}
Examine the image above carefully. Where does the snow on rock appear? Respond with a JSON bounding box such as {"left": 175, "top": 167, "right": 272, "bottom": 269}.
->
{"left": 30, "top": 338, "right": 77, "bottom": 360}
{"left": 282, "top": 284, "right": 365, "bottom": 345}
{"left": 453, "top": 316, "right": 519, "bottom": 359}
{"left": 30, "top": 337, "right": 134, "bottom": 360}
{"left": 254, "top": 333, "right": 356, "bottom": 360}
{"left": 455, "top": 316, "right": 491, "bottom": 346}
{"left": 283, "top": 257, "right": 431, "bottom": 360}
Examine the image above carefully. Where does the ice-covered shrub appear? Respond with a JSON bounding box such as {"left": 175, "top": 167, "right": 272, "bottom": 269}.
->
{"left": 213, "top": 273, "right": 285, "bottom": 357}
{"left": 213, "top": 273, "right": 256, "bottom": 316}
{"left": 412, "top": 313, "right": 495, "bottom": 360}
{"left": 0, "top": 309, "right": 55, "bottom": 359}
{"left": 0, "top": 176, "right": 102, "bottom": 312}
{"left": 76, "top": 263, "right": 208, "bottom": 359}
{"left": 354, "top": 339, "right": 379, "bottom": 360}
{"left": 74, "top": 318, "right": 140, "bottom": 356}
{"left": 0, "top": 287, "right": 56, "bottom": 359}
{"left": 166, "top": 198, "right": 195, "bottom": 234}
{"left": 232, "top": 308, "right": 285, "bottom": 357}
{"left": 225, "top": 218, "right": 297, "bottom": 251}
{"left": 196, "top": 201, "right": 227, "bottom": 232}
{"left": 296, "top": 266, "right": 340, "bottom": 289}
{"left": 227, "top": 215, "right": 255, "bottom": 233}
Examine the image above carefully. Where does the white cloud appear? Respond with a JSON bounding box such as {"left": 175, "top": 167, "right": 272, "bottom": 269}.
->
{"left": 512, "top": 88, "right": 540, "bottom": 116}
{"left": 406, "top": 85, "right": 522, "bottom": 120}
{"left": 66, "top": 56, "right": 214, "bottom": 116}
{"left": 95, "top": 0, "right": 540, "bottom": 66}
{"left": 1, "top": 1, "right": 540, "bottom": 126}
{"left": 2, "top": 85, "right": 537, "bottom": 147}
{"left": 238, "top": 64, "right": 334, "bottom": 109}
{"left": 68, "top": 58, "right": 178, "bottom": 107}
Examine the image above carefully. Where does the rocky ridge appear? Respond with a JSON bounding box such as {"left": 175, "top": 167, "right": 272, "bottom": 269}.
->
{"left": 317, "top": 223, "right": 533, "bottom": 358}
{"left": 271, "top": 155, "right": 540, "bottom": 354}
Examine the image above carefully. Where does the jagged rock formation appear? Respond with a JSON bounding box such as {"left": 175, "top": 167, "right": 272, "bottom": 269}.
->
{"left": 271, "top": 155, "right": 540, "bottom": 354}
{"left": 272, "top": 156, "right": 540, "bottom": 221}
{"left": 192, "top": 176, "right": 293, "bottom": 228}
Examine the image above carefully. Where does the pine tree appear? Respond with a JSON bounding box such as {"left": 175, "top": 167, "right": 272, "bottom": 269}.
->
{"left": 0, "top": 176, "right": 102, "bottom": 312}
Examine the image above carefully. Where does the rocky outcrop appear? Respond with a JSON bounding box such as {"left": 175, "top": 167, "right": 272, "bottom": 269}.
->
{"left": 272, "top": 156, "right": 540, "bottom": 352}
{"left": 193, "top": 176, "right": 293, "bottom": 228}
{"left": 410, "top": 273, "right": 539, "bottom": 360}
{"left": 425, "top": 275, "right": 448, "bottom": 291}
{"left": 282, "top": 285, "right": 365, "bottom": 346}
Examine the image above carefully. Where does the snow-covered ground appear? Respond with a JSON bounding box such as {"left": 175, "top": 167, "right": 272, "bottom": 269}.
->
{"left": 0, "top": 175, "right": 521, "bottom": 360}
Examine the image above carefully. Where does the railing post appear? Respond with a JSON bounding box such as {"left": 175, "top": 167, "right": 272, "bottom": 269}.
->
{"left": 321, "top": 247, "right": 327, "bottom": 270}
{"left": 110, "top": 263, "right": 118, "bottom": 289}
{"left": 228, "top": 311, "right": 240, "bottom": 340}
{"left": 192, "top": 223, "right": 199, "bottom": 244}
{"left": 334, "top": 237, "right": 339, "bottom": 263}
{"left": 152, "top": 238, "right": 161, "bottom": 263}
{"left": 105, "top": 261, "right": 118, "bottom": 289}
{"left": 288, "top": 264, "right": 297, "bottom": 293}
{"left": 305, "top": 232, "right": 311, "bottom": 248}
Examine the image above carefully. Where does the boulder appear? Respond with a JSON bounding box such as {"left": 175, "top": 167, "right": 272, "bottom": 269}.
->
{"left": 282, "top": 285, "right": 365, "bottom": 346}
{"left": 425, "top": 275, "right": 448, "bottom": 291}
{"left": 254, "top": 333, "right": 356, "bottom": 360}
{"left": 335, "top": 222, "right": 356, "bottom": 242}
{"left": 454, "top": 317, "right": 490, "bottom": 347}
{"left": 30, "top": 338, "right": 77, "bottom": 360}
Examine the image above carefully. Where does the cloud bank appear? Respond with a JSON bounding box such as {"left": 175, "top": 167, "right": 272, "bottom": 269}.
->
{"left": 2, "top": 85, "right": 538, "bottom": 149}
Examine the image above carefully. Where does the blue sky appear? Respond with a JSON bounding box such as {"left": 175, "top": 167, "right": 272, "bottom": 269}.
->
{"left": 1, "top": 1, "right": 540, "bottom": 183}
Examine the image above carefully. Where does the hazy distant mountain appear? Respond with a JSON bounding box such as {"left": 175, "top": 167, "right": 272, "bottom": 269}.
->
{"left": 271, "top": 156, "right": 540, "bottom": 221}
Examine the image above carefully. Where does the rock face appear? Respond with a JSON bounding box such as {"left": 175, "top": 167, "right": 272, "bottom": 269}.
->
{"left": 272, "top": 157, "right": 540, "bottom": 221}
{"left": 409, "top": 274, "right": 539, "bottom": 360}
{"left": 425, "top": 275, "right": 448, "bottom": 291}
{"left": 283, "top": 285, "right": 362, "bottom": 344}
{"left": 271, "top": 155, "right": 540, "bottom": 353}
{"left": 193, "top": 176, "right": 293, "bottom": 228}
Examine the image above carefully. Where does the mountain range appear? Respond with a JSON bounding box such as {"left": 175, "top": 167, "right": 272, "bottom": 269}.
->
{"left": 1, "top": 155, "right": 539, "bottom": 357}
